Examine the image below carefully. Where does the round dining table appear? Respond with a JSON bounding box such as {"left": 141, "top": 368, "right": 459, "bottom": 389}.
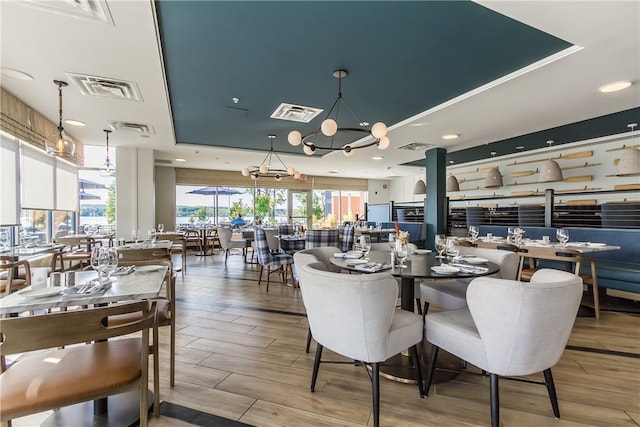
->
{"left": 330, "top": 250, "right": 500, "bottom": 384}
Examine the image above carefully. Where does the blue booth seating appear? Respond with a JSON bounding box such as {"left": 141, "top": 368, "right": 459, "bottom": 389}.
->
{"left": 364, "top": 222, "right": 426, "bottom": 247}
{"left": 478, "top": 225, "right": 640, "bottom": 297}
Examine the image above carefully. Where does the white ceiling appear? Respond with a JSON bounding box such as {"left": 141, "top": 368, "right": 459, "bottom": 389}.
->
{"left": 1, "top": 0, "right": 638, "bottom": 180}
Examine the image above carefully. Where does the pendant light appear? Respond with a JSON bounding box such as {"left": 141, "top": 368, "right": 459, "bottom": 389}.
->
{"left": 616, "top": 123, "right": 640, "bottom": 176}
{"left": 413, "top": 179, "right": 426, "bottom": 195}
{"left": 44, "top": 80, "right": 76, "bottom": 157}
{"left": 446, "top": 175, "right": 460, "bottom": 192}
{"left": 99, "top": 129, "right": 116, "bottom": 177}
{"left": 539, "top": 140, "right": 563, "bottom": 182}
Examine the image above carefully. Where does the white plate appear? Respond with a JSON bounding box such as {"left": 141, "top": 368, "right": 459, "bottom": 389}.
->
{"left": 414, "top": 249, "right": 431, "bottom": 254}
{"left": 588, "top": 243, "right": 607, "bottom": 247}
{"left": 347, "top": 250, "right": 363, "bottom": 256}
{"left": 463, "top": 257, "right": 488, "bottom": 264}
{"left": 135, "top": 265, "right": 164, "bottom": 272}
{"left": 17, "top": 287, "right": 62, "bottom": 299}
{"left": 346, "top": 259, "right": 369, "bottom": 265}
{"left": 431, "top": 266, "right": 460, "bottom": 274}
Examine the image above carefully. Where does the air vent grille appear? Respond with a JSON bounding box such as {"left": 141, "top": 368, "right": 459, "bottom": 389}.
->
{"left": 107, "top": 121, "right": 155, "bottom": 135}
{"left": 397, "top": 142, "right": 434, "bottom": 151}
{"left": 18, "top": 0, "right": 114, "bottom": 25}
{"left": 67, "top": 73, "right": 143, "bottom": 101}
{"left": 271, "top": 103, "right": 323, "bottom": 123}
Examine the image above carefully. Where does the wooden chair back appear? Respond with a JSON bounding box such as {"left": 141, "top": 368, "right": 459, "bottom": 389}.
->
{"left": 117, "top": 247, "right": 171, "bottom": 263}
{"left": 0, "top": 257, "right": 31, "bottom": 297}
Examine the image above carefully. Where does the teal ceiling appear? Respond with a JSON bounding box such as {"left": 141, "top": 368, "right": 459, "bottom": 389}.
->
{"left": 155, "top": 1, "right": 572, "bottom": 157}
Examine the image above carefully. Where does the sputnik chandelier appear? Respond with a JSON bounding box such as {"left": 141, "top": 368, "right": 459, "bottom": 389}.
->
{"left": 287, "top": 69, "right": 390, "bottom": 156}
{"left": 242, "top": 134, "right": 300, "bottom": 181}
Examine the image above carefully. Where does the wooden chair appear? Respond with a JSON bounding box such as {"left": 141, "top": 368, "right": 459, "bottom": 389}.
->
{"left": 0, "top": 301, "right": 156, "bottom": 426}
{"left": 516, "top": 245, "right": 600, "bottom": 319}
{"left": 109, "top": 256, "right": 176, "bottom": 416}
{"left": 159, "top": 234, "right": 187, "bottom": 276}
{"left": 0, "top": 257, "right": 31, "bottom": 298}
{"left": 183, "top": 229, "right": 203, "bottom": 254}
{"left": 53, "top": 236, "right": 99, "bottom": 270}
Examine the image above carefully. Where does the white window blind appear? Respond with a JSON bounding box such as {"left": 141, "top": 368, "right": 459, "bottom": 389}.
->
{"left": 21, "top": 144, "right": 55, "bottom": 210}
{"left": 0, "top": 135, "right": 19, "bottom": 224}
{"left": 56, "top": 158, "right": 78, "bottom": 211}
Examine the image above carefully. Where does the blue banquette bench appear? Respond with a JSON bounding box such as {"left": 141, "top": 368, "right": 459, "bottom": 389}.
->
{"left": 478, "top": 225, "right": 640, "bottom": 297}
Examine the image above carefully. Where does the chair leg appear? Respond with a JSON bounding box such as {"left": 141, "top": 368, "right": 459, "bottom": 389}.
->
{"left": 415, "top": 298, "right": 423, "bottom": 315}
{"left": 490, "top": 373, "right": 500, "bottom": 427}
{"left": 544, "top": 368, "right": 560, "bottom": 418}
{"left": 152, "top": 324, "right": 160, "bottom": 418}
{"left": 590, "top": 260, "right": 600, "bottom": 320}
{"left": 311, "top": 344, "right": 323, "bottom": 392}
{"left": 224, "top": 249, "right": 229, "bottom": 265}
{"left": 425, "top": 345, "right": 439, "bottom": 396}
{"left": 372, "top": 362, "right": 380, "bottom": 427}
{"left": 266, "top": 266, "right": 271, "bottom": 292}
{"left": 258, "top": 265, "right": 264, "bottom": 285}
{"left": 305, "top": 327, "right": 313, "bottom": 353}
{"left": 410, "top": 345, "right": 426, "bottom": 397}
{"left": 422, "top": 301, "right": 430, "bottom": 319}
{"left": 170, "top": 320, "right": 176, "bottom": 387}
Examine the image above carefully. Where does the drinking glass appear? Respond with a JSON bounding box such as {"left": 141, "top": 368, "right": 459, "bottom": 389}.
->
{"left": 388, "top": 233, "right": 396, "bottom": 250}
{"left": 360, "top": 235, "right": 371, "bottom": 258}
{"left": 131, "top": 229, "right": 139, "bottom": 244}
{"left": 468, "top": 225, "right": 479, "bottom": 242}
{"left": 91, "top": 247, "right": 104, "bottom": 279}
{"left": 395, "top": 240, "right": 408, "bottom": 268}
{"left": 148, "top": 229, "right": 157, "bottom": 245}
{"left": 158, "top": 223, "right": 165, "bottom": 233}
{"left": 556, "top": 228, "right": 569, "bottom": 246}
{"left": 101, "top": 247, "right": 119, "bottom": 282}
{"left": 445, "top": 238, "right": 460, "bottom": 260}
{"left": 434, "top": 234, "right": 446, "bottom": 258}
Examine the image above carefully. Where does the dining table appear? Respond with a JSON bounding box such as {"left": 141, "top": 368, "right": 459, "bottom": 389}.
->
{"left": 0, "top": 265, "right": 167, "bottom": 427}
{"left": 330, "top": 250, "right": 500, "bottom": 384}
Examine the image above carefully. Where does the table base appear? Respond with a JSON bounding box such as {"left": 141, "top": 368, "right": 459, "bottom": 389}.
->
{"left": 378, "top": 341, "right": 463, "bottom": 384}
{"left": 41, "top": 390, "right": 153, "bottom": 427}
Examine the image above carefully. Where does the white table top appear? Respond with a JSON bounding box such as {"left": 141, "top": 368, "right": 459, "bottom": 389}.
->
{"left": 0, "top": 266, "right": 167, "bottom": 315}
{"left": 463, "top": 237, "right": 620, "bottom": 253}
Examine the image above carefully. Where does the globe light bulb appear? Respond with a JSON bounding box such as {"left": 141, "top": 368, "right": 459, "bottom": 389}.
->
{"left": 294, "top": 171, "right": 301, "bottom": 179}
{"left": 342, "top": 146, "right": 355, "bottom": 157}
{"left": 288, "top": 130, "right": 302, "bottom": 146}
{"left": 251, "top": 173, "right": 258, "bottom": 180}
{"left": 321, "top": 119, "right": 338, "bottom": 136}
{"left": 371, "top": 122, "right": 388, "bottom": 139}
{"left": 287, "top": 167, "right": 295, "bottom": 175}
{"left": 241, "top": 168, "right": 250, "bottom": 177}
{"left": 303, "top": 143, "right": 316, "bottom": 156}
{"left": 378, "top": 136, "right": 390, "bottom": 150}
{"left": 259, "top": 164, "right": 269, "bottom": 174}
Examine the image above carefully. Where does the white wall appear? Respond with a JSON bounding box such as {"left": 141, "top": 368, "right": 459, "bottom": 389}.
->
{"left": 367, "top": 179, "right": 391, "bottom": 204}
{"left": 155, "top": 166, "right": 176, "bottom": 231}
{"left": 115, "top": 147, "right": 155, "bottom": 239}
{"left": 389, "top": 131, "right": 639, "bottom": 207}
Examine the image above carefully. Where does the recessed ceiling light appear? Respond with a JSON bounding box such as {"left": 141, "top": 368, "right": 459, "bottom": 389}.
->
{"left": 371, "top": 156, "right": 384, "bottom": 160}
{"left": 0, "top": 68, "right": 34, "bottom": 81}
{"left": 410, "top": 122, "right": 427, "bottom": 127}
{"left": 329, "top": 169, "right": 341, "bottom": 174}
{"left": 174, "top": 158, "right": 186, "bottom": 162}
{"left": 64, "top": 119, "right": 85, "bottom": 127}
{"left": 140, "top": 134, "right": 150, "bottom": 138}
{"left": 449, "top": 160, "right": 455, "bottom": 164}
{"left": 232, "top": 97, "right": 240, "bottom": 104}
{"left": 442, "top": 134, "right": 459, "bottom": 140}
{"left": 599, "top": 81, "right": 632, "bottom": 93}
{"left": 516, "top": 145, "right": 525, "bottom": 150}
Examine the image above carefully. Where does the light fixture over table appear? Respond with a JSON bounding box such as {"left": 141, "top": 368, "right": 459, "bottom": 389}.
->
{"left": 539, "top": 140, "right": 563, "bottom": 182}
{"left": 99, "top": 129, "right": 116, "bottom": 177}
{"left": 242, "top": 135, "right": 300, "bottom": 181}
{"left": 44, "top": 80, "right": 76, "bottom": 157}
{"left": 616, "top": 123, "right": 640, "bottom": 176}
{"left": 413, "top": 179, "right": 426, "bottom": 195}
{"left": 288, "top": 69, "right": 390, "bottom": 156}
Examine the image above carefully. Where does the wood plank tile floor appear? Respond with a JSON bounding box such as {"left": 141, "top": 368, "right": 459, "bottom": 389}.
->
{"left": 11, "top": 250, "right": 640, "bottom": 426}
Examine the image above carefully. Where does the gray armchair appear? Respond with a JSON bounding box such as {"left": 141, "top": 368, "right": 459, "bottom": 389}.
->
{"left": 297, "top": 262, "right": 425, "bottom": 427}
{"left": 424, "top": 269, "right": 583, "bottom": 427}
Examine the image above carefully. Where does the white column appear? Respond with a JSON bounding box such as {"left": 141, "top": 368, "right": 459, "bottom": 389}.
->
{"left": 115, "top": 147, "right": 155, "bottom": 240}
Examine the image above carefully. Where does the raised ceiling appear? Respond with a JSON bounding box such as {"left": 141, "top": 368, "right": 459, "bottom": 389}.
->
{"left": 1, "top": 1, "right": 639, "bottom": 179}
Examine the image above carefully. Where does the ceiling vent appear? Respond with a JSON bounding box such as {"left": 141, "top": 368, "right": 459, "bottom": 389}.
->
{"left": 107, "top": 121, "right": 155, "bottom": 135}
{"left": 18, "top": 0, "right": 114, "bottom": 25}
{"left": 271, "top": 103, "right": 323, "bottom": 123}
{"left": 66, "top": 73, "right": 143, "bottom": 101}
{"left": 155, "top": 159, "right": 173, "bottom": 165}
{"left": 397, "top": 142, "right": 434, "bottom": 151}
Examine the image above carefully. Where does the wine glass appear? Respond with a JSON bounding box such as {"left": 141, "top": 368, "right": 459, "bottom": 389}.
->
{"left": 388, "top": 233, "right": 396, "bottom": 250}
{"left": 445, "top": 238, "right": 460, "bottom": 261}
{"left": 0, "top": 229, "right": 10, "bottom": 250}
{"left": 360, "top": 235, "right": 371, "bottom": 258}
{"left": 91, "top": 247, "right": 104, "bottom": 280}
{"left": 158, "top": 223, "right": 165, "bottom": 233}
{"left": 395, "top": 240, "right": 408, "bottom": 268}
{"left": 434, "top": 234, "right": 446, "bottom": 258}
{"left": 101, "top": 248, "right": 119, "bottom": 282}
{"left": 556, "top": 228, "right": 569, "bottom": 246}
{"left": 468, "top": 225, "right": 479, "bottom": 242}
{"left": 131, "top": 229, "right": 139, "bottom": 244}
{"left": 148, "top": 229, "right": 157, "bottom": 245}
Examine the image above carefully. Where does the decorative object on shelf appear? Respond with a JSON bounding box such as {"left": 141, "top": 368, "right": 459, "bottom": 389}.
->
{"left": 506, "top": 150, "right": 593, "bottom": 166}
{"left": 413, "top": 179, "right": 426, "bottom": 195}
{"left": 99, "top": 129, "right": 116, "bottom": 177}
{"left": 616, "top": 123, "right": 640, "bottom": 176}
{"left": 287, "top": 69, "right": 389, "bottom": 157}
{"left": 484, "top": 167, "right": 503, "bottom": 188}
{"left": 446, "top": 175, "right": 460, "bottom": 192}
{"left": 44, "top": 80, "right": 76, "bottom": 157}
{"left": 242, "top": 134, "right": 299, "bottom": 181}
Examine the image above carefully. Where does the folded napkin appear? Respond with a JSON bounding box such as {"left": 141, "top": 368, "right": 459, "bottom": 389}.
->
{"left": 111, "top": 265, "right": 135, "bottom": 276}
{"left": 354, "top": 263, "right": 392, "bottom": 273}
{"left": 334, "top": 252, "right": 362, "bottom": 259}
{"left": 451, "top": 263, "right": 489, "bottom": 274}
{"left": 63, "top": 281, "right": 112, "bottom": 297}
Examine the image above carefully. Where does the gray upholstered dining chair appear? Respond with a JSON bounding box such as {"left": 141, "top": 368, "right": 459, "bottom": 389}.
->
{"left": 293, "top": 246, "right": 342, "bottom": 353}
{"left": 419, "top": 246, "right": 520, "bottom": 316}
{"left": 297, "top": 261, "right": 425, "bottom": 427}
{"left": 424, "top": 269, "right": 583, "bottom": 427}
{"left": 217, "top": 227, "right": 247, "bottom": 264}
